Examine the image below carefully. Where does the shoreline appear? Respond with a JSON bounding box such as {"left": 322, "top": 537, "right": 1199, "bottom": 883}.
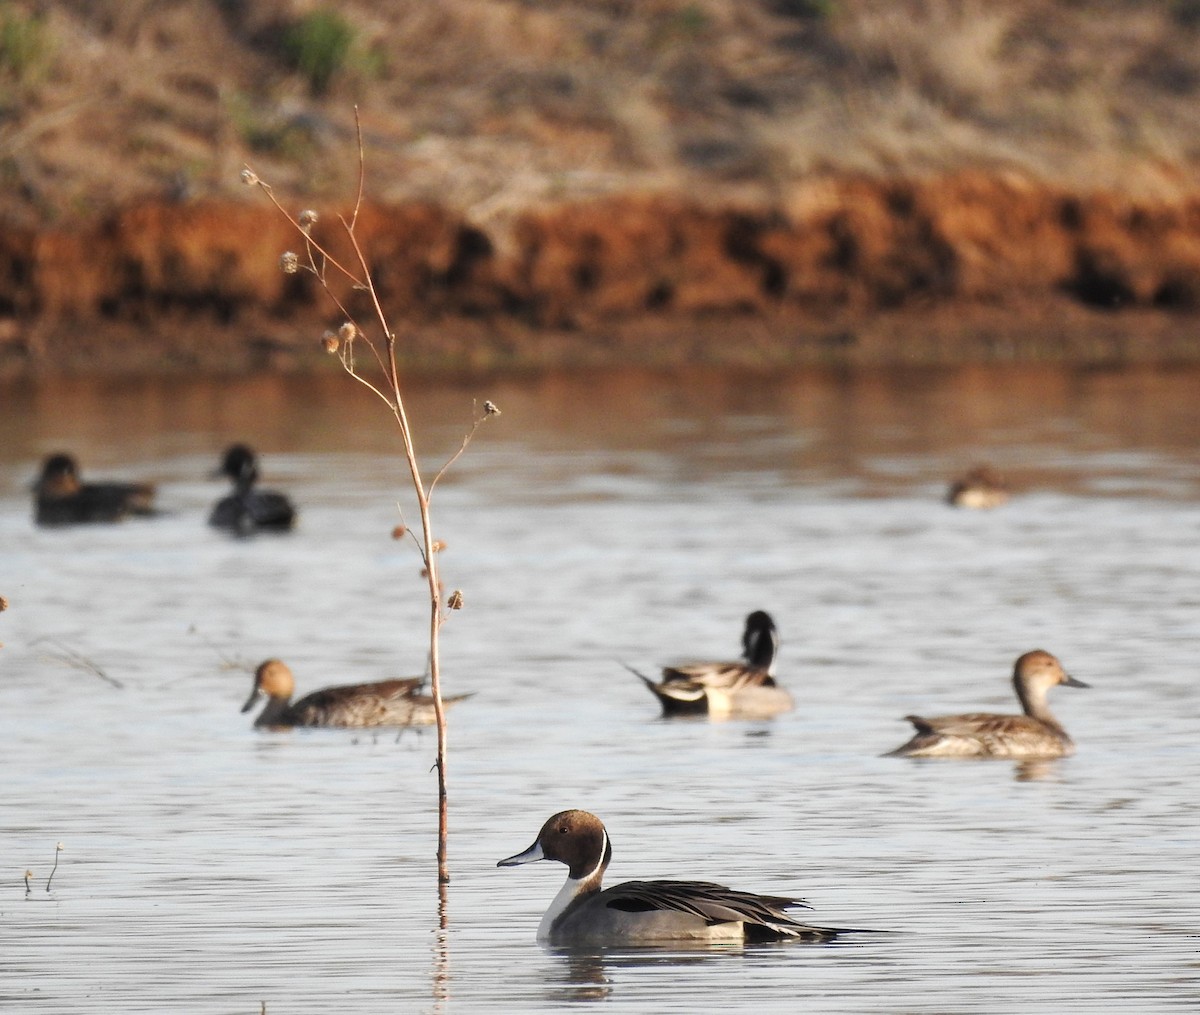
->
{"left": 4, "top": 174, "right": 1200, "bottom": 377}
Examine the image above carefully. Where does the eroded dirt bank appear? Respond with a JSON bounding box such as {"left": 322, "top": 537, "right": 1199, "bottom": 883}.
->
{"left": 3, "top": 172, "right": 1200, "bottom": 376}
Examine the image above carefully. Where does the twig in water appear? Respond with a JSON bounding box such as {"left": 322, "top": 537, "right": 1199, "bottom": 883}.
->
{"left": 31, "top": 637, "right": 123, "bottom": 689}
{"left": 186, "top": 625, "right": 248, "bottom": 674}
{"left": 24, "top": 869, "right": 32, "bottom": 897}
{"left": 46, "top": 842, "right": 63, "bottom": 892}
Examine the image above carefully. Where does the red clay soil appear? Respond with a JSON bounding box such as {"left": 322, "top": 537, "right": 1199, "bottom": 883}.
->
{"left": 3, "top": 171, "right": 1200, "bottom": 376}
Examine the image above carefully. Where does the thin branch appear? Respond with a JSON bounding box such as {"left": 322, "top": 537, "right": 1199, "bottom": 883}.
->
{"left": 31, "top": 637, "right": 123, "bottom": 689}
{"left": 244, "top": 170, "right": 364, "bottom": 287}
{"left": 349, "top": 106, "right": 366, "bottom": 232}
{"left": 186, "top": 624, "right": 243, "bottom": 672}
{"left": 343, "top": 355, "right": 398, "bottom": 408}
{"left": 338, "top": 216, "right": 402, "bottom": 398}
{"left": 429, "top": 403, "right": 498, "bottom": 496}
{"left": 243, "top": 129, "right": 488, "bottom": 889}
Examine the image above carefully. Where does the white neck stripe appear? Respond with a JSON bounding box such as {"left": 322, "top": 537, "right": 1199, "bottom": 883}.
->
{"left": 580, "top": 830, "right": 608, "bottom": 883}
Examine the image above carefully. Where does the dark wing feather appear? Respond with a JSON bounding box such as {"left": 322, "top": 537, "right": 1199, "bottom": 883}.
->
{"left": 39, "top": 482, "right": 155, "bottom": 524}
{"left": 908, "top": 712, "right": 1022, "bottom": 736}
{"left": 290, "top": 678, "right": 426, "bottom": 726}
{"left": 211, "top": 491, "right": 295, "bottom": 532}
{"left": 662, "top": 662, "right": 776, "bottom": 691}
{"left": 600, "top": 879, "right": 830, "bottom": 940}
{"left": 247, "top": 490, "right": 296, "bottom": 529}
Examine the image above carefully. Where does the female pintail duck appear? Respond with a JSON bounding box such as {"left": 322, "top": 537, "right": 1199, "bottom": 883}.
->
{"left": 209, "top": 444, "right": 296, "bottom": 534}
{"left": 630, "top": 610, "right": 793, "bottom": 719}
{"left": 886, "top": 649, "right": 1088, "bottom": 759}
{"left": 34, "top": 453, "right": 156, "bottom": 526}
{"left": 946, "top": 466, "right": 1010, "bottom": 509}
{"left": 499, "top": 809, "right": 862, "bottom": 947}
{"left": 241, "top": 659, "right": 469, "bottom": 729}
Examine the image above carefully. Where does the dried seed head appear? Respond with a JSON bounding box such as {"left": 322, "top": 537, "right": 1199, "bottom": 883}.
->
{"left": 280, "top": 251, "right": 299, "bottom": 274}
{"left": 298, "top": 208, "right": 318, "bottom": 229}
{"left": 337, "top": 321, "right": 357, "bottom": 342}
{"left": 448, "top": 589, "right": 464, "bottom": 610}
{"left": 0, "top": 595, "right": 8, "bottom": 611}
{"left": 431, "top": 539, "right": 447, "bottom": 552}
{"left": 321, "top": 331, "right": 339, "bottom": 354}
{"left": 239, "top": 168, "right": 259, "bottom": 186}
{"left": 391, "top": 524, "right": 407, "bottom": 540}
{"left": 483, "top": 400, "right": 501, "bottom": 416}
{"left": 56, "top": 842, "right": 64, "bottom": 852}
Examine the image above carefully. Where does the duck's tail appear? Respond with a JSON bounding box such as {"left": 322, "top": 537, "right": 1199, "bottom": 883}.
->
{"left": 621, "top": 662, "right": 707, "bottom": 713}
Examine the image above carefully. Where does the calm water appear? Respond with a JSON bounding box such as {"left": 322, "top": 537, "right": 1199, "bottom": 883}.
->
{"left": 1, "top": 365, "right": 1198, "bottom": 1013}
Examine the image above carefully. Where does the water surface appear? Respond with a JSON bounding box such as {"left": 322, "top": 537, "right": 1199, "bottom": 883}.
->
{"left": 2, "top": 365, "right": 1198, "bottom": 1012}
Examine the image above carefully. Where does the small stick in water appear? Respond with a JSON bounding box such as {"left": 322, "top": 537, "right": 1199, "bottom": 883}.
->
{"left": 24, "top": 869, "right": 33, "bottom": 897}
{"left": 46, "top": 843, "right": 63, "bottom": 892}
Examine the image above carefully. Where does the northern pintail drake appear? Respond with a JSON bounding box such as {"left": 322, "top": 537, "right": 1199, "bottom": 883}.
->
{"left": 499, "top": 809, "right": 859, "bottom": 947}
{"left": 886, "top": 649, "right": 1088, "bottom": 759}
{"left": 946, "top": 466, "right": 1010, "bottom": 509}
{"left": 241, "top": 659, "right": 468, "bottom": 729}
{"left": 630, "top": 610, "right": 793, "bottom": 719}
{"left": 209, "top": 444, "right": 296, "bottom": 534}
{"left": 34, "top": 453, "right": 156, "bottom": 526}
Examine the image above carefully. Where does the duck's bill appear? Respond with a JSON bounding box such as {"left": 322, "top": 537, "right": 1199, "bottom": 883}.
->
{"left": 1063, "top": 675, "right": 1090, "bottom": 688}
{"left": 497, "top": 840, "right": 544, "bottom": 867}
{"left": 240, "top": 688, "right": 261, "bottom": 713}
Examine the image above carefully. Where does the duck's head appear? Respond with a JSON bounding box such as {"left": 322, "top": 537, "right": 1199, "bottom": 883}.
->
{"left": 37, "top": 453, "right": 82, "bottom": 496}
{"left": 742, "top": 610, "right": 778, "bottom": 670}
{"left": 214, "top": 444, "right": 259, "bottom": 486}
{"left": 1013, "top": 649, "right": 1089, "bottom": 699}
{"left": 241, "top": 658, "right": 296, "bottom": 712}
{"left": 498, "top": 809, "right": 612, "bottom": 884}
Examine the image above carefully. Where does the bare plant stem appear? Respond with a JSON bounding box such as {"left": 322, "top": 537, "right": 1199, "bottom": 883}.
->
{"left": 46, "top": 843, "right": 62, "bottom": 892}
{"left": 243, "top": 110, "right": 491, "bottom": 886}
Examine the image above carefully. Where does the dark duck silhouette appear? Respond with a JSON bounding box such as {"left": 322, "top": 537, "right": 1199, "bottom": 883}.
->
{"left": 34, "top": 453, "right": 156, "bottom": 526}
{"left": 209, "top": 444, "right": 296, "bottom": 534}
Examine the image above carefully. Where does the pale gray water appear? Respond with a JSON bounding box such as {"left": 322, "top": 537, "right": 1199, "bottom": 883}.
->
{"left": 1, "top": 365, "right": 1198, "bottom": 1013}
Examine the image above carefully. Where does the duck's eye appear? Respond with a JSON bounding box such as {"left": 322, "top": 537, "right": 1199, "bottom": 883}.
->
{"left": 558, "top": 824, "right": 569, "bottom": 834}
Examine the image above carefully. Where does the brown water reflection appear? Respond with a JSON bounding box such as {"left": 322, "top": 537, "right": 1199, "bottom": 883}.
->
{"left": 5, "top": 362, "right": 1199, "bottom": 485}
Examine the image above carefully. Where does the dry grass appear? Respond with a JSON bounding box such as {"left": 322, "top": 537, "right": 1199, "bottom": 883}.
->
{"left": 3, "top": 0, "right": 1200, "bottom": 226}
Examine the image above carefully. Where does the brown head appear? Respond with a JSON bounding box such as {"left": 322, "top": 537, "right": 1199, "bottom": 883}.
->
{"left": 498, "top": 809, "right": 613, "bottom": 885}
{"left": 1012, "top": 649, "right": 1088, "bottom": 717}
{"left": 241, "top": 659, "right": 296, "bottom": 712}
{"left": 38, "top": 454, "right": 82, "bottom": 497}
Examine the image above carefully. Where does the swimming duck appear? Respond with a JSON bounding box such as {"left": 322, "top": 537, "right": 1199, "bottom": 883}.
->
{"left": 499, "top": 809, "right": 858, "bottom": 946}
{"left": 34, "top": 453, "right": 156, "bottom": 526}
{"left": 630, "top": 610, "right": 792, "bottom": 719}
{"left": 209, "top": 444, "right": 296, "bottom": 534}
{"left": 886, "top": 649, "right": 1088, "bottom": 759}
{"left": 241, "top": 658, "right": 468, "bottom": 729}
{"left": 946, "top": 466, "right": 1010, "bottom": 509}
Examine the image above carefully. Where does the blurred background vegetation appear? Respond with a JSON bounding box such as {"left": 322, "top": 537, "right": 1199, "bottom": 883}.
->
{"left": 3, "top": 0, "right": 1200, "bottom": 226}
